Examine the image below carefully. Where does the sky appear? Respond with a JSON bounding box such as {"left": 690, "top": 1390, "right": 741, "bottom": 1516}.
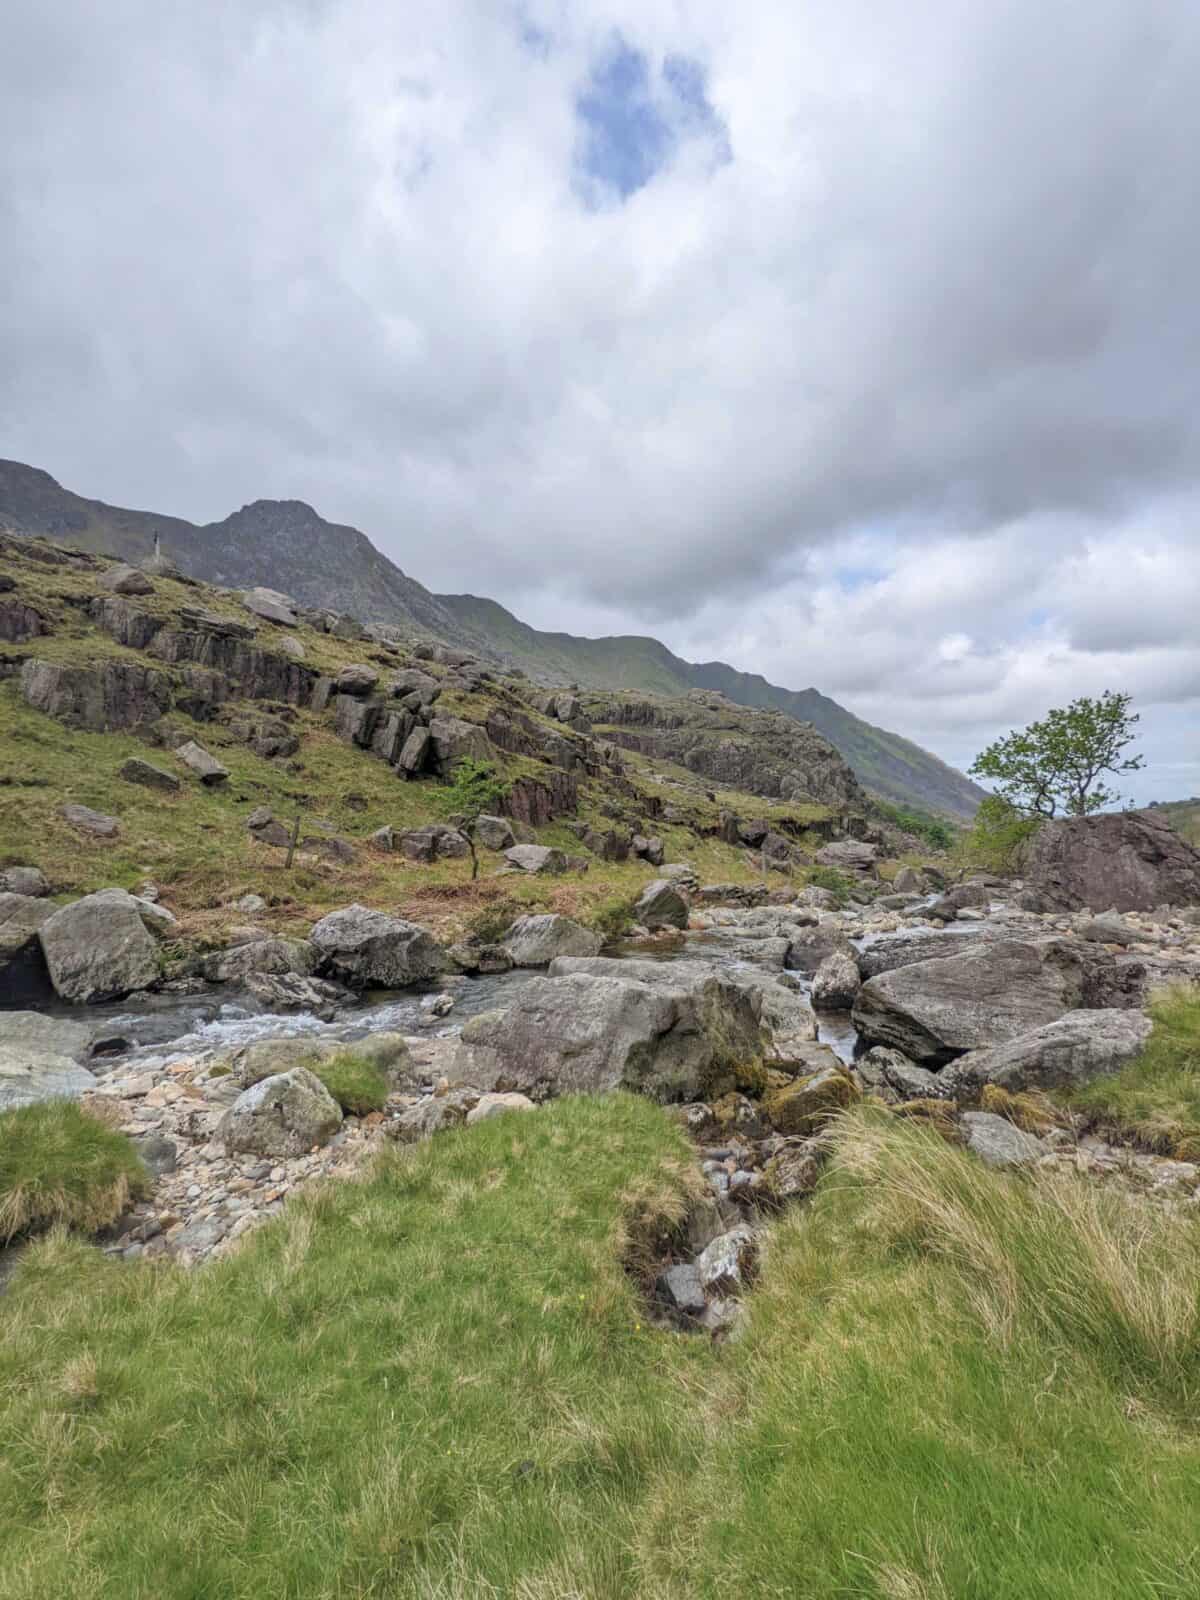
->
{"left": 2, "top": 0, "right": 1199, "bottom": 803}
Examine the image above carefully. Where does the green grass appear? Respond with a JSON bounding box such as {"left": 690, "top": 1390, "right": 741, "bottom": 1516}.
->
{"left": 0, "top": 1102, "right": 149, "bottom": 1243}
{"left": 311, "top": 1052, "right": 390, "bottom": 1115}
{"left": 1070, "top": 987, "right": 1200, "bottom": 1159}
{"left": 5, "top": 1099, "right": 1200, "bottom": 1597}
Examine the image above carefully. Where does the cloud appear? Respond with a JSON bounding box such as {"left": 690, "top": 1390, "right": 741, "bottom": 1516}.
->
{"left": 1, "top": 0, "right": 1198, "bottom": 796}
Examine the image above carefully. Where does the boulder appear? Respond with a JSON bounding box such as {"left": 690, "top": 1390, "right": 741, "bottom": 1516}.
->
{"left": 396, "top": 726, "right": 433, "bottom": 774}
{"left": 466, "top": 1092, "right": 536, "bottom": 1125}
{"left": 810, "top": 947, "right": 862, "bottom": 1009}
{"left": 815, "top": 840, "right": 878, "bottom": 876}
{"left": 475, "top": 814, "right": 516, "bottom": 852}
{"left": 927, "top": 883, "right": 990, "bottom": 919}
{"left": 119, "top": 757, "right": 181, "bottom": 793}
{"left": 655, "top": 1263, "right": 706, "bottom": 1317}
{"left": 858, "top": 927, "right": 999, "bottom": 979}
{"left": 98, "top": 563, "right": 154, "bottom": 595}
{"left": 697, "top": 1226, "right": 758, "bottom": 1296}
{"left": 39, "top": 891, "right": 160, "bottom": 1004}
{"left": 502, "top": 914, "right": 603, "bottom": 966}
{"left": 763, "top": 1141, "right": 824, "bottom": 1199}
{"left": 428, "top": 715, "right": 492, "bottom": 774}
{"left": 201, "top": 938, "right": 317, "bottom": 984}
{"left": 219, "top": 1068, "right": 343, "bottom": 1158}
{"left": 1078, "top": 915, "right": 1152, "bottom": 945}
{"left": 242, "top": 973, "right": 348, "bottom": 1020}
{"left": 892, "top": 865, "right": 926, "bottom": 894}
{"left": 1020, "top": 810, "right": 1200, "bottom": 912}
{"left": 634, "top": 879, "right": 689, "bottom": 930}
{"left": 0, "top": 1043, "right": 95, "bottom": 1111}
{"left": 0, "top": 866, "right": 49, "bottom": 897}
{"left": 461, "top": 958, "right": 767, "bottom": 1103}
{"left": 242, "top": 586, "right": 298, "bottom": 626}
{"left": 0, "top": 892, "right": 55, "bottom": 1004}
{"left": 941, "top": 1009, "right": 1154, "bottom": 1100}
{"left": 960, "top": 1111, "right": 1044, "bottom": 1170}
{"left": 88, "top": 887, "right": 177, "bottom": 936}
{"left": 851, "top": 938, "right": 1136, "bottom": 1066}
{"left": 61, "top": 803, "right": 119, "bottom": 838}
{"left": 277, "top": 635, "right": 306, "bottom": 661}
{"left": 763, "top": 1060, "right": 858, "bottom": 1135}
{"left": 333, "top": 695, "right": 380, "bottom": 747}
{"left": 633, "top": 834, "right": 665, "bottom": 867}
{"left": 336, "top": 663, "right": 381, "bottom": 696}
{"left": 503, "top": 844, "right": 568, "bottom": 875}
{"left": 0, "top": 1010, "right": 94, "bottom": 1063}
{"left": 232, "top": 1036, "right": 339, "bottom": 1089}
{"left": 176, "top": 740, "right": 229, "bottom": 785}
{"left": 309, "top": 904, "right": 447, "bottom": 987}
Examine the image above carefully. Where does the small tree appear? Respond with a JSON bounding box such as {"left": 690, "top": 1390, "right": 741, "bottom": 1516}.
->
{"left": 436, "top": 758, "right": 508, "bottom": 880}
{"left": 969, "top": 691, "right": 1144, "bottom": 819}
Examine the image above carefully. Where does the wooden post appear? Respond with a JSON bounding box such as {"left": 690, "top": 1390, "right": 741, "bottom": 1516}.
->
{"left": 285, "top": 812, "right": 301, "bottom": 869}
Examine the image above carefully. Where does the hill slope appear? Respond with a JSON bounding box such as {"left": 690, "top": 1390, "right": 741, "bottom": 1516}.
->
{"left": 0, "top": 459, "right": 982, "bottom": 819}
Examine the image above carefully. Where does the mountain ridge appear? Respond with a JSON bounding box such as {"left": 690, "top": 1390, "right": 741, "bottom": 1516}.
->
{"left": 0, "top": 457, "right": 983, "bottom": 819}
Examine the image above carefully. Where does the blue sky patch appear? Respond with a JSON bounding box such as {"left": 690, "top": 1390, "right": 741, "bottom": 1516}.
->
{"left": 575, "top": 37, "right": 729, "bottom": 204}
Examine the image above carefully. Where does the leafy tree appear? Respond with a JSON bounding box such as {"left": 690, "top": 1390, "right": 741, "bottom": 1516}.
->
{"left": 958, "top": 795, "right": 1041, "bottom": 873}
{"left": 969, "top": 691, "right": 1143, "bottom": 819}
{"left": 437, "top": 758, "right": 508, "bottom": 880}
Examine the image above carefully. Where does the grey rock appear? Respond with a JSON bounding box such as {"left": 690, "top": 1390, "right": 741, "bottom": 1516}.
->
{"left": 0, "top": 891, "right": 54, "bottom": 1003}
{"left": 463, "top": 957, "right": 766, "bottom": 1103}
{"left": 176, "top": 740, "right": 229, "bottom": 785}
{"left": 810, "top": 947, "right": 862, "bottom": 1009}
{"left": 309, "top": 903, "right": 446, "bottom": 987}
{"left": 892, "top": 865, "right": 926, "bottom": 894}
{"left": 655, "top": 1263, "right": 706, "bottom": 1317}
{"left": 220, "top": 1068, "right": 343, "bottom": 1158}
{"left": 119, "top": 757, "right": 181, "bottom": 793}
{"left": 927, "top": 883, "right": 990, "bottom": 919}
{"left": 201, "top": 938, "right": 316, "bottom": 984}
{"left": 764, "top": 1140, "right": 825, "bottom": 1199}
{"left": 99, "top": 563, "right": 155, "bottom": 595}
{"left": 1079, "top": 915, "right": 1151, "bottom": 945}
{"left": 389, "top": 1089, "right": 477, "bottom": 1142}
{"left": 336, "top": 663, "right": 381, "bottom": 696}
{"left": 503, "top": 844, "right": 568, "bottom": 875}
{"left": 634, "top": 879, "right": 689, "bottom": 930}
{"left": 0, "top": 866, "right": 49, "bottom": 897}
{"left": 815, "top": 840, "right": 878, "bottom": 876}
{"left": 333, "top": 695, "right": 380, "bottom": 747}
{"left": 960, "top": 1111, "right": 1044, "bottom": 1170}
{"left": 1020, "top": 810, "right": 1200, "bottom": 912}
{"left": 465, "top": 1092, "right": 536, "bottom": 1124}
{"left": 21, "top": 658, "right": 171, "bottom": 731}
{"left": 242, "top": 586, "right": 298, "bottom": 626}
{"left": 475, "top": 814, "right": 516, "bottom": 852}
{"left": 242, "top": 973, "right": 348, "bottom": 1020}
{"left": 0, "top": 1010, "right": 94, "bottom": 1063}
{"left": 852, "top": 939, "right": 1132, "bottom": 1067}
{"left": 502, "top": 914, "right": 603, "bottom": 966}
{"left": 943, "top": 1009, "right": 1154, "bottom": 1100}
{"left": 858, "top": 927, "right": 999, "bottom": 979}
{"left": 39, "top": 891, "right": 160, "bottom": 1004}
{"left": 428, "top": 715, "right": 492, "bottom": 774}
{"left": 0, "top": 1044, "right": 95, "bottom": 1111}
{"left": 88, "top": 887, "right": 176, "bottom": 936}
{"left": 61, "top": 803, "right": 119, "bottom": 838}
{"left": 396, "top": 726, "right": 433, "bottom": 774}
{"left": 136, "top": 1134, "right": 178, "bottom": 1176}
{"left": 697, "top": 1226, "right": 758, "bottom": 1296}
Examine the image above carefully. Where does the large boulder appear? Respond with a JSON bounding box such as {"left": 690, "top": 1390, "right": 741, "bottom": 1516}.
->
{"left": 428, "top": 716, "right": 492, "bottom": 774}
{"left": 815, "top": 840, "right": 878, "bottom": 876}
{"left": 502, "top": 914, "right": 603, "bottom": 966}
{"left": 119, "top": 757, "right": 181, "bottom": 793}
{"left": 475, "top": 814, "right": 515, "bottom": 852}
{"left": 460, "top": 957, "right": 766, "bottom": 1102}
{"left": 1020, "top": 810, "right": 1200, "bottom": 912}
{"left": 309, "top": 904, "right": 446, "bottom": 987}
{"left": 858, "top": 927, "right": 999, "bottom": 979}
{"left": 942, "top": 1009, "right": 1154, "bottom": 1100}
{"left": 0, "top": 1010, "right": 94, "bottom": 1062}
{"left": 0, "top": 892, "right": 55, "bottom": 1004}
{"left": 99, "top": 563, "right": 154, "bottom": 595}
{"left": 21, "top": 658, "right": 171, "bottom": 731}
{"left": 0, "top": 866, "right": 49, "bottom": 897}
{"left": 0, "top": 1043, "right": 95, "bottom": 1111}
{"left": 201, "top": 938, "right": 317, "bottom": 984}
{"left": 38, "top": 891, "right": 160, "bottom": 1004}
{"left": 851, "top": 938, "right": 1139, "bottom": 1066}
{"left": 634, "top": 880, "right": 690, "bottom": 930}
{"left": 242, "top": 586, "right": 298, "bottom": 626}
{"left": 175, "top": 740, "right": 229, "bottom": 785}
{"left": 219, "top": 1068, "right": 343, "bottom": 1158}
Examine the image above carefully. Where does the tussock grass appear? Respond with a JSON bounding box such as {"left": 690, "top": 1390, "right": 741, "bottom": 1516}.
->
{"left": 0, "top": 1102, "right": 149, "bottom": 1243}
{"left": 311, "top": 1052, "right": 389, "bottom": 1115}
{"left": 5, "top": 1099, "right": 1200, "bottom": 1596}
{"left": 1070, "top": 986, "right": 1200, "bottom": 1158}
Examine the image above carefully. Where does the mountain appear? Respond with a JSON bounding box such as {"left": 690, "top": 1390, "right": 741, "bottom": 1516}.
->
{"left": 0, "top": 458, "right": 983, "bottom": 819}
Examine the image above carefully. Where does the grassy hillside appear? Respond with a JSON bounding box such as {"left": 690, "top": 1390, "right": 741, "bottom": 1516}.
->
{"left": 4, "top": 1095, "right": 1200, "bottom": 1596}
{"left": 1156, "top": 798, "right": 1200, "bottom": 849}
{"left": 0, "top": 460, "right": 982, "bottom": 822}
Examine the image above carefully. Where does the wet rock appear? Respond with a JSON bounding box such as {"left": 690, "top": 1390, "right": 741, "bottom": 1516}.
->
{"left": 242, "top": 973, "right": 349, "bottom": 1020}
{"left": 810, "top": 947, "right": 862, "bottom": 1009}
{"left": 310, "top": 903, "right": 447, "bottom": 987}
{"left": 119, "top": 757, "right": 181, "bottom": 793}
{"left": 502, "top": 914, "right": 603, "bottom": 966}
{"left": 39, "top": 891, "right": 160, "bottom": 1004}
{"left": 220, "top": 1068, "right": 343, "bottom": 1158}
{"left": 201, "top": 938, "right": 316, "bottom": 984}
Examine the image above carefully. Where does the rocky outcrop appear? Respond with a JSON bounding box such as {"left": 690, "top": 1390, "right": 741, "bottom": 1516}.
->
{"left": 941, "top": 1009, "right": 1154, "bottom": 1099}
{"left": 0, "top": 596, "right": 50, "bottom": 641}
{"left": 148, "top": 618, "right": 316, "bottom": 705}
{"left": 38, "top": 890, "right": 161, "bottom": 1004}
{"left": 309, "top": 904, "right": 447, "bottom": 987}
{"left": 1020, "top": 810, "right": 1200, "bottom": 912}
{"left": 461, "top": 956, "right": 766, "bottom": 1102}
{"left": 502, "top": 914, "right": 603, "bottom": 966}
{"left": 21, "top": 658, "right": 172, "bottom": 730}
{"left": 851, "top": 938, "right": 1141, "bottom": 1066}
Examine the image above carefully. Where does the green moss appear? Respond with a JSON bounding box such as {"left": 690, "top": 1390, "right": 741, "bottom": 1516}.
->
{"left": 311, "top": 1053, "right": 389, "bottom": 1116}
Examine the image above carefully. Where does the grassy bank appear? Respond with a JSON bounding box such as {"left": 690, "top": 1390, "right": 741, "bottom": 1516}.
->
{"left": 4, "top": 1098, "right": 1200, "bottom": 1597}
{"left": 1070, "top": 986, "right": 1200, "bottom": 1159}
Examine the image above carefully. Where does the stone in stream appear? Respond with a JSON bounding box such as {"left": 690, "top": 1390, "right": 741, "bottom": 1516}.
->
{"left": 810, "top": 947, "right": 862, "bottom": 1009}
{"left": 39, "top": 891, "right": 160, "bottom": 1004}
{"left": 309, "top": 904, "right": 447, "bottom": 987}
{"left": 0, "top": 892, "right": 55, "bottom": 1004}
{"left": 502, "top": 914, "right": 602, "bottom": 966}
{"left": 200, "top": 938, "right": 316, "bottom": 984}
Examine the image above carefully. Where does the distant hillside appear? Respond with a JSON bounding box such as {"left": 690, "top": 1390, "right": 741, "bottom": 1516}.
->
{"left": 441, "top": 595, "right": 983, "bottom": 820}
{"left": 1154, "top": 798, "right": 1200, "bottom": 848}
{"left": 0, "top": 458, "right": 983, "bottom": 820}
